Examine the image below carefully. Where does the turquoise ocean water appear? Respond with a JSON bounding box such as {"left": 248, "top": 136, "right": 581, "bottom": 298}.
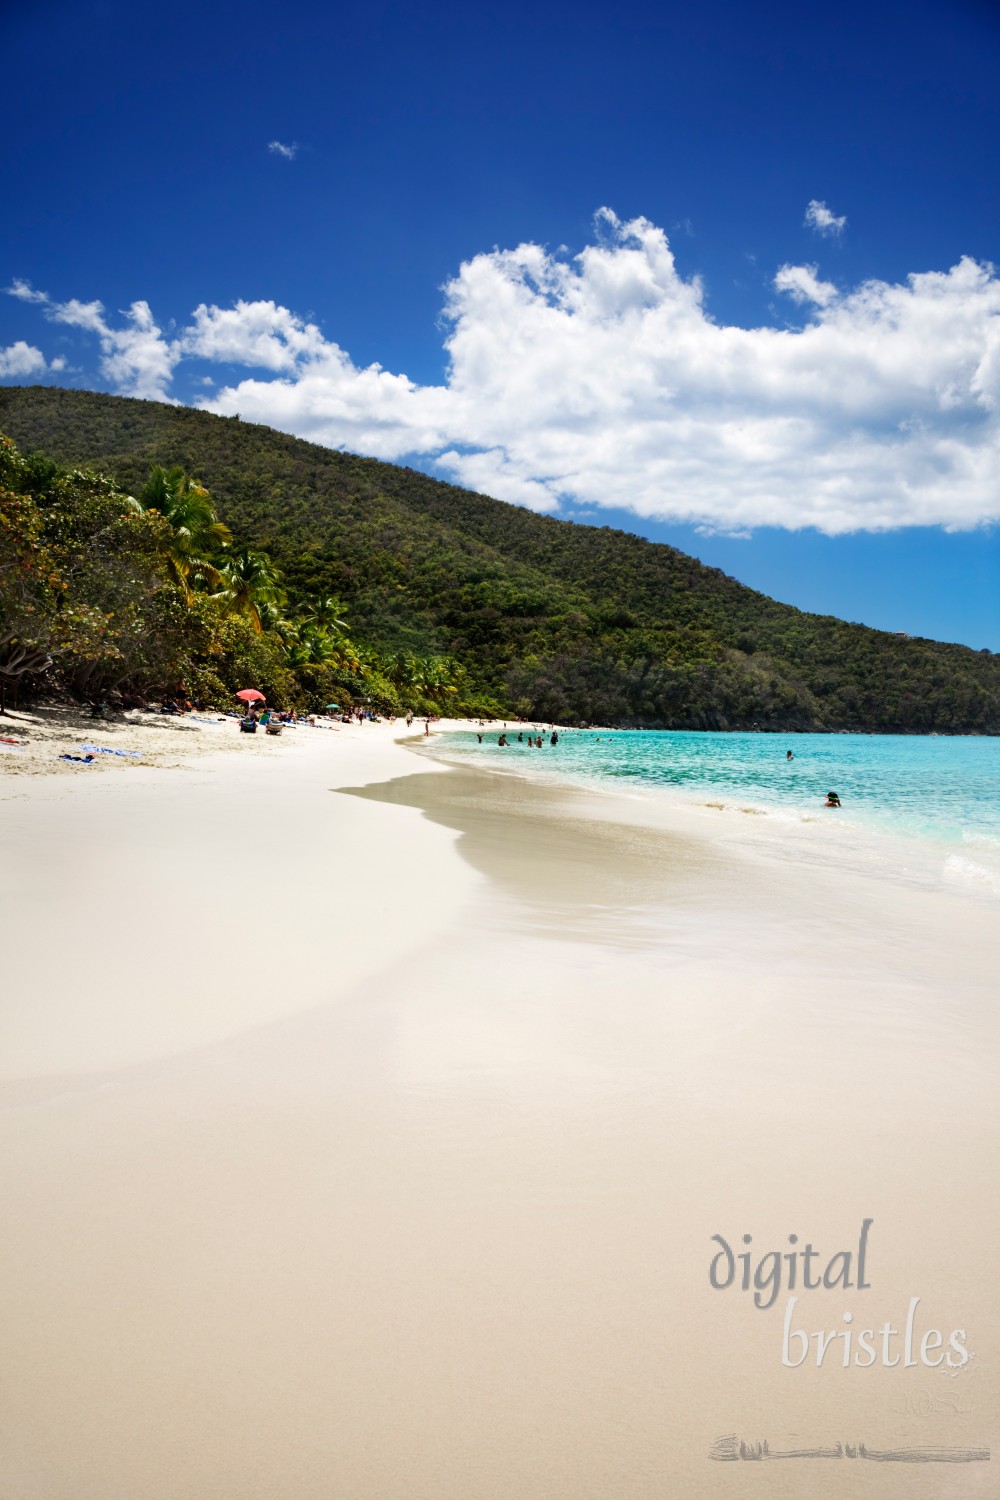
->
{"left": 434, "top": 729, "right": 1000, "bottom": 899}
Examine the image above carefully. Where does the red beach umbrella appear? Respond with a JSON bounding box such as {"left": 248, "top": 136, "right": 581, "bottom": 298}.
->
{"left": 235, "top": 689, "right": 266, "bottom": 704}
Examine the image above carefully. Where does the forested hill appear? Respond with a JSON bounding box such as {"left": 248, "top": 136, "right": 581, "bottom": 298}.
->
{"left": 2, "top": 384, "right": 998, "bottom": 732}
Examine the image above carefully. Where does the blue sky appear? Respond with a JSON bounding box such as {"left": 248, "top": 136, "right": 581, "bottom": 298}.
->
{"left": 3, "top": 0, "right": 999, "bottom": 648}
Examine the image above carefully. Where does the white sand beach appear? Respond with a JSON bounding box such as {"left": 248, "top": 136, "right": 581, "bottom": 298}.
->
{"left": 1, "top": 713, "right": 997, "bottom": 1499}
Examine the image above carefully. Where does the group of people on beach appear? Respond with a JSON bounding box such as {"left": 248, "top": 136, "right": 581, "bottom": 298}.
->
{"left": 239, "top": 706, "right": 296, "bottom": 735}
{"left": 466, "top": 727, "right": 845, "bottom": 809}
{"left": 486, "top": 730, "right": 559, "bottom": 748}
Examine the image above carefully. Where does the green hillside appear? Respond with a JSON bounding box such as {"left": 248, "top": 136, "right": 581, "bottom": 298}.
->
{"left": 2, "top": 384, "right": 998, "bottom": 731}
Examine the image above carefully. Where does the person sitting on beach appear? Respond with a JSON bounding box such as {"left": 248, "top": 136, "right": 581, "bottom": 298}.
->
{"left": 824, "top": 791, "right": 841, "bottom": 808}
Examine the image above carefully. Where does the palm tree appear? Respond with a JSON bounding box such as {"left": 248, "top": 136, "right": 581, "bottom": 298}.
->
{"left": 413, "top": 654, "right": 460, "bottom": 700}
{"left": 215, "top": 547, "right": 283, "bottom": 633}
{"left": 286, "top": 594, "right": 359, "bottom": 671}
{"left": 383, "top": 649, "right": 420, "bottom": 688}
{"left": 291, "top": 621, "right": 360, "bottom": 672}
{"left": 136, "top": 465, "right": 231, "bottom": 599}
{"left": 255, "top": 597, "right": 296, "bottom": 640}
{"left": 283, "top": 637, "right": 317, "bottom": 673}
{"left": 298, "top": 594, "right": 350, "bottom": 633}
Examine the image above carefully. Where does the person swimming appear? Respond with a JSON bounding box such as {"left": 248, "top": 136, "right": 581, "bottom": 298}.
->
{"left": 825, "top": 791, "right": 841, "bottom": 807}
{"left": 786, "top": 750, "right": 794, "bottom": 760}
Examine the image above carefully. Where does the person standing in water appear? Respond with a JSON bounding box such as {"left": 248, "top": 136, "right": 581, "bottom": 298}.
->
{"left": 786, "top": 750, "right": 794, "bottom": 761}
{"left": 825, "top": 791, "right": 841, "bottom": 807}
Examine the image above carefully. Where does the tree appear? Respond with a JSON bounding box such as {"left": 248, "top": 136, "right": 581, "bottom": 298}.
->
{"left": 214, "top": 546, "right": 282, "bottom": 632}
{"left": 0, "top": 478, "right": 59, "bottom": 710}
{"left": 0, "top": 436, "right": 69, "bottom": 709}
{"left": 135, "top": 464, "right": 231, "bottom": 599}
{"left": 297, "top": 593, "right": 350, "bottom": 633}
{"left": 44, "top": 477, "right": 196, "bottom": 702}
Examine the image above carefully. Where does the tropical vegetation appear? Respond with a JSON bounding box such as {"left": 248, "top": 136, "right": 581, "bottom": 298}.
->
{"left": 1, "top": 385, "right": 999, "bottom": 731}
{"left": 0, "top": 433, "right": 485, "bottom": 717}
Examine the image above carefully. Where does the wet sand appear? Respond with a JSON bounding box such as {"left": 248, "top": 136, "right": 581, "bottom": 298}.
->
{"left": 1, "top": 736, "right": 996, "bottom": 1497}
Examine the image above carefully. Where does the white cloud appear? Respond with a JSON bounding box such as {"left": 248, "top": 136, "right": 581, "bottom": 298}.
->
{"left": 7, "top": 210, "right": 1000, "bottom": 533}
{"left": 2, "top": 282, "right": 179, "bottom": 399}
{"left": 97, "top": 299, "right": 179, "bottom": 400}
{"left": 268, "top": 140, "right": 299, "bottom": 160}
{"left": 437, "top": 449, "right": 561, "bottom": 512}
{"left": 182, "top": 300, "right": 328, "bottom": 371}
{"left": 0, "top": 340, "right": 48, "bottom": 377}
{"left": 774, "top": 263, "right": 838, "bottom": 307}
{"left": 5, "top": 277, "right": 49, "bottom": 304}
{"left": 805, "top": 199, "right": 847, "bottom": 236}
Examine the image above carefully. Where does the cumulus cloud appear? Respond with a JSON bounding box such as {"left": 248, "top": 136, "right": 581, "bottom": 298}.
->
{"left": 181, "top": 300, "right": 328, "bottom": 370}
{"left": 774, "top": 263, "right": 838, "bottom": 307}
{"left": 3, "top": 280, "right": 178, "bottom": 399}
{"left": 268, "top": 140, "right": 299, "bottom": 160}
{"left": 437, "top": 449, "right": 562, "bottom": 513}
{"left": 0, "top": 340, "right": 48, "bottom": 377}
{"left": 6, "top": 210, "right": 1000, "bottom": 533}
{"left": 805, "top": 199, "right": 847, "bottom": 236}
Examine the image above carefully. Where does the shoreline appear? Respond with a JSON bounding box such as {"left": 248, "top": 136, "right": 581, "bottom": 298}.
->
{"left": 415, "top": 726, "right": 1000, "bottom": 909}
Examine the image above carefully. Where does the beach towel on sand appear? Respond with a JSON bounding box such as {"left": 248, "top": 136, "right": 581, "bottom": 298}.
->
{"left": 80, "top": 744, "right": 142, "bottom": 758}
{"left": 59, "top": 753, "right": 96, "bottom": 764}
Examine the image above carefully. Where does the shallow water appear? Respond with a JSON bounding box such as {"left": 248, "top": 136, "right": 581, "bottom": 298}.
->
{"left": 434, "top": 729, "right": 1000, "bottom": 898}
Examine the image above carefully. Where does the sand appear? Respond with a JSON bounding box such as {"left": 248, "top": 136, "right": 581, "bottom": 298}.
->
{"left": 1, "top": 713, "right": 996, "bottom": 1498}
